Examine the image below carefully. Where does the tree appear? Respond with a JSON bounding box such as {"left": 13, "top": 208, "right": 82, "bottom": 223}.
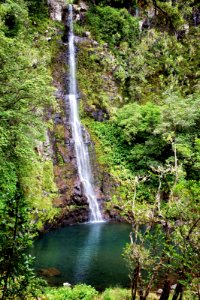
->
{"left": 0, "top": 189, "right": 44, "bottom": 299}
{"left": 124, "top": 224, "right": 165, "bottom": 300}
{"left": 123, "top": 163, "right": 200, "bottom": 300}
{"left": 0, "top": 1, "right": 56, "bottom": 295}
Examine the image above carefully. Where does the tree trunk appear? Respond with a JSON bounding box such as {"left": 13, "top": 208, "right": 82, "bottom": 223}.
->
{"left": 131, "top": 278, "right": 136, "bottom": 300}
{"left": 131, "top": 264, "right": 140, "bottom": 300}
{"left": 2, "top": 200, "right": 19, "bottom": 300}
{"left": 159, "top": 279, "right": 171, "bottom": 300}
{"left": 172, "top": 282, "right": 184, "bottom": 300}
{"left": 139, "top": 289, "right": 145, "bottom": 300}
{"left": 143, "top": 258, "right": 163, "bottom": 299}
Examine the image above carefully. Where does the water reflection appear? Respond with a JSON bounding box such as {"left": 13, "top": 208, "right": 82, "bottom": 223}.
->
{"left": 73, "top": 223, "right": 103, "bottom": 282}
{"left": 31, "top": 223, "right": 130, "bottom": 289}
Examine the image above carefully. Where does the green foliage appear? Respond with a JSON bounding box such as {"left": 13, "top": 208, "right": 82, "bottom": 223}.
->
{"left": 77, "top": 40, "right": 124, "bottom": 115}
{"left": 0, "top": 0, "right": 61, "bottom": 296}
{"left": 44, "top": 284, "right": 98, "bottom": 300}
{"left": 86, "top": 6, "right": 139, "bottom": 48}
{"left": 44, "top": 285, "right": 133, "bottom": 300}
{"left": 0, "top": 0, "right": 62, "bottom": 296}
{"left": 0, "top": 0, "right": 60, "bottom": 228}
{"left": 60, "top": 0, "right": 200, "bottom": 298}
{"left": 100, "top": 287, "right": 131, "bottom": 300}
{"left": 84, "top": 0, "right": 135, "bottom": 9}
{"left": 21, "top": 159, "right": 58, "bottom": 230}
{"left": 0, "top": 191, "right": 46, "bottom": 299}
{"left": 25, "top": 0, "right": 48, "bottom": 19}
{"left": 115, "top": 102, "right": 161, "bottom": 144}
{"left": 0, "top": 0, "right": 28, "bottom": 37}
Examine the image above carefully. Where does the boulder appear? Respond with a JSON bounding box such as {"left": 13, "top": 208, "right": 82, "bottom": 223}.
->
{"left": 156, "top": 289, "right": 163, "bottom": 294}
{"left": 79, "top": 1, "right": 89, "bottom": 11}
{"left": 63, "top": 282, "right": 72, "bottom": 287}
{"left": 84, "top": 31, "right": 91, "bottom": 38}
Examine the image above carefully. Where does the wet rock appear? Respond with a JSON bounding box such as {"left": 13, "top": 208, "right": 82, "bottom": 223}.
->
{"left": 61, "top": 206, "right": 89, "bottom": 225}
{"left": 54, "top": 113, "right": 62, "bottom": 124}
{"left": 72, "top": 195, "right": 88, "bottom": 206}
{"left": 63, "top": 282, "right": 72, "bottom": 287}
{"left": 74, "top": 184, "right": 82, "bottom": 196}
{"left": 75, "top": 14, "right": 81, "bottom": 22}
{"left": 84, "top": 31, "right": 91, "bottom": 38}
{"left": 39, "top": 267, "right": 61, "bottom": 277}
{"left": 79, "top": 1, "right": 88, "bottom": 11}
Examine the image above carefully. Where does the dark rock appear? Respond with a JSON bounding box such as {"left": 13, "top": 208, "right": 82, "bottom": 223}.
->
{"left": 193, "top": 8, "right": 200, "bottom": 26}
{"left": 59, "top": 186, "right": 68, "bottom": 194}
{"left": 62, "top": 207, "right": 89, "bottom": 225}
{"left": 74, "top": 184, "right": 82, "bottom": 196}
{"left": 83, "top": 31, "right": 91, "bottom": 38}
{"left": 142, "top": 18, "right": 150, "bottom": 30}
{"left": 54, "top": 113, "right": 62, "bottom": 124}
{"left": 92, "top": 109, "right": 109, "bottom": 122}
{"left": 72, "top": 195, "right": 88, "bottom": 206}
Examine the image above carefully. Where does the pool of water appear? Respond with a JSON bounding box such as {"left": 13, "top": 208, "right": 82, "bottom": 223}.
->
{"left": 31, "top": 222, "right": 131, "bottom": 289}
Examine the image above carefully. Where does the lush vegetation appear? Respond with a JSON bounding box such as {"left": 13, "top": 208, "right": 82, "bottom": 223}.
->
{"left": 39, "top": 284, "right": 198, "bottom": 300}
{"left": 0, "top": 0, "right": 199, "bottom": 299}
{"left": 76, "top": 0, "right": 200, "bottom": 299}
{"left": 40, "top": 285, "right": 158, "bottom": 300}
{"left": 0, "top": 0, "right": 61, "bottom": 297}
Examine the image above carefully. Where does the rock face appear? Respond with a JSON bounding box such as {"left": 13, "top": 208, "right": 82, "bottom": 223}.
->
{"left": 47, "top": 0, "right": 66, "bottom": 22}
{"left": 44, "top": 38, "right": 98, "bottom": 227}
{"left": 43, "top": 2, "right": 120, "bottom": 229}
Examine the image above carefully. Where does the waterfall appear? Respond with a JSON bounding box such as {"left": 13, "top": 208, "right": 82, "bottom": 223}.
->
{"left": 67, "top": 4, "right": 104, "bottom": 223}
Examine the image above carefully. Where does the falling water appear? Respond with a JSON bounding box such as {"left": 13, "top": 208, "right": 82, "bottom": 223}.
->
{"left": 67, "top": 4, "right": 103, "bottom": 223}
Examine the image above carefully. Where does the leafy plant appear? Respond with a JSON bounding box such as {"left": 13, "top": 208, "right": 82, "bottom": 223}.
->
{"left": 44, "top": 284, "right": 98, "bottom": 300}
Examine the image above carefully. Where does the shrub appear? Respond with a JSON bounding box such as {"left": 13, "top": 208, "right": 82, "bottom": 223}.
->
{"left": 45, "top": 284, "right": 98, "bottom": 300}
{"left": 86, "top": 6, "right": 139, "bottom": 48}
{"left": 101, "top": 287, "right": 131, "bottom": 300}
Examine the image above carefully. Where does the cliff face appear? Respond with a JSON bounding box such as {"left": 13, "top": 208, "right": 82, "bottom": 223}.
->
{"left": 46, "top": 0, "right": 200, "bottom": 228}
{"left": 47, "top": 0, "right": 66, "bottom": 21}
{"left": 44, "top": 1, "right": 115, "bottom": 229}
{"left": 49, "top": 42, "right": 91, "bottom": 226}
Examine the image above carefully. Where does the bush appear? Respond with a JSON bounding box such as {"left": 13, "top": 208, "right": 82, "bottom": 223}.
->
{"left": 100, "top": 287, "right": 131, "bottom": 300}
{"left": 86, "top": 6, "right": 139, "bottom": 48}
{"left": 45, "top": 284, "right": 98, "bottom": 300}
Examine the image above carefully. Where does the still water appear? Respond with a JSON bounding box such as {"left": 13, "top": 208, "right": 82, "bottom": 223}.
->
{"left": 31, "top": 223, "right": 131, "bottom": 289}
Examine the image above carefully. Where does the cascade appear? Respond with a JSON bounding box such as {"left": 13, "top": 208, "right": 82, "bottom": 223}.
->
{"left": 67, "top": 4, "right": 104, "bottom": 223}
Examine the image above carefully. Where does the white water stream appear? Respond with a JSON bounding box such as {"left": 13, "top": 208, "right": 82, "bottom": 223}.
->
{"left": 68, "top": 5, "right": 103, "bottom": 222}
